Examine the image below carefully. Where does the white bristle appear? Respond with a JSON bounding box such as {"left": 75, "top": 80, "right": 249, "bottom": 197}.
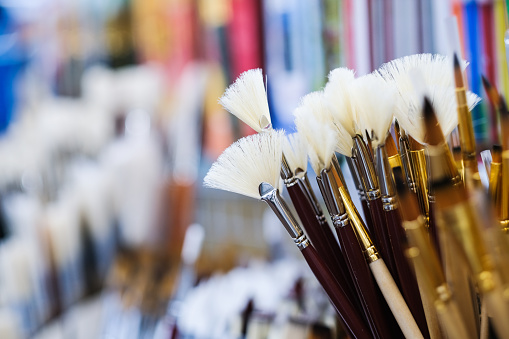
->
{"left": 376, "top": 53, "right": 480, "bottom": 144}
{"left": 219, "top": 69, "right": 271, "bottom": 132}
{"left": 204, "top": 130, "right": 284, "bottom": 199}
{"left": 377, "top": 54, "right": 467, "bottom": 87}
{"left": 293, "top": 94, "right": 340, "bottom": 174}
{"left": 283, "top": 133, "right": 308, "bottom": 173}
{"left": 294, "top": 91, "right": 353, "bottom": 157}
{"left": 393, "top": 86, "right": 480, "bottom": 145}
{"left": 349, "top": 73, "right": 396, "bottom": 147}
{"left": 323, "top": 68, "right": 357, "bottom": 136}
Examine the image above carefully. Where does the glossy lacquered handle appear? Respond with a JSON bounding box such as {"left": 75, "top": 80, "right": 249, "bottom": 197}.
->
{"left": 337, "top": 224, "right": 393, "bottom": 339}
{"left": 287, "top": 185, "right": 358, "bottom": 303}
{"left": 368, "top": 198, "right": 398, "bottom": 283}
{"left": 301, "top": 245, "right": 371, "bottom": 339}
{"left": 385, "top": 209, "right": 429, "bottom": 338}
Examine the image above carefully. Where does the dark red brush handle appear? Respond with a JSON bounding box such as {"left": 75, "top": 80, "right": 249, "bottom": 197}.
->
{"left": 385, "top": 208, "right": 430, "bottom": 339}
{"left": 337, "top": 224, "right": 393, "bottom": 339}
{"left": 368, "top": 197, "right": 399, "bottom": 286}
{"left": 287, "top": 185, "right": 359, "bottom": 306}
{"left": 301, "top": 244, "right": 371, "bottom": 339}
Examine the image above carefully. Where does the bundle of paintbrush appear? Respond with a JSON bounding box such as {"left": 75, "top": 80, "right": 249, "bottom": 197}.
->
{"left": 205, "top": 52, "right": 509, "bottom": 339}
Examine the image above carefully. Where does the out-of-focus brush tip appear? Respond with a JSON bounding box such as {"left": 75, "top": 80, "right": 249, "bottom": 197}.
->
{"left": 423, "top": 97, "right": 444, "bottom": 146}
{"left": 393, "top": 166, "right": 407, "bottom": 195}
{"left": 482, "top": 75, "right": 501, "bottom": 108}
{"left": 453, "top": 53, "right": 464, "bottom": 87}
{"left": 493, "top": 145, "right": 503, "bottom": 163}
{"left": 453, "top": 52, "right": 460, "bottom": 69}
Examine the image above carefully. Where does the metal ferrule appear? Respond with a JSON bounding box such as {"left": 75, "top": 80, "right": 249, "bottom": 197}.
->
{"left": 338, "top": 185, "right": 380, "bottom": 263}
{"left": 346, "top": 155, "right": 365, "bottom": 200}
{"left": 399, "top": 134, "right": 418, "bottom": 194}
{"left": 316, "top": 166, "right": 346, "bottom": 220}
{"left": 294, "top": 233, "right": 311, "bottom": 250}
{"left": 259, "top": 182, "right": 306, "bottom": 243}
{"left": 352, "top": 135, "right": 381, "bottom": 201}
{"left": 301, "top": 173, "right": 325, "bottom": 215}
{"left": 280, "top": 153, "right": 294, "bottom": 181}
{"left": 375, "top": 145, "right": 397, "bottom": 207}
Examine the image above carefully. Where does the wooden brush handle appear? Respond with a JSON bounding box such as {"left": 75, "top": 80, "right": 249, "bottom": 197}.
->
{"left": 385, "top": 208, "right": 429, "bottom": 338}
{"left": 436, "top": 300, "right": 473, "bottom": 339}
{"left": 337, "top": 224, "right": 393, "bottom": 339}
{"left": 369, "top": 259, "right": 423, "bottom": 339}
{"left": 427, "top": 200, "right": 442, "bottom": 262}
{"left": 300, "top": 244, "right": 371, "bottom": 339}
{"left": 287, "top": 185, "right": 358, "bottom": 304}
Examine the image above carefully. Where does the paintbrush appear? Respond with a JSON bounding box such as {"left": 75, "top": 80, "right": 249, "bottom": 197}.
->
{"left": 220, "top": 70, "right": 355, "bottom": 300}
{"left": 295, "top": 103, "right": 394, "bottom": 339}
{"left": 290, "top": 97, "right": 359, "bottom": 302}
{"left": 204, "top": 130, "right": 371, "bottom": 339}
{"left": 424, "top": 97, "right": 509, "bottom": 339}
{"left": 453, "top": 53, "right": 480, "bottom": 187}
{"left": 337, "top": 175, "right": 424, "bottom": 339}
{"left": 343, "top": 74, "right": 399, "bottom": 283}
{"left": 350, "top": 73, "right": 429, "bottom": 338}
{"left": 393, "top": 167, "right": 473, "bottom": 339}
{"left": 377, "top": 54, "right": 480, "bottom": 214}
{"left": 323, "top": 68, "right": 374, "bottom": 233}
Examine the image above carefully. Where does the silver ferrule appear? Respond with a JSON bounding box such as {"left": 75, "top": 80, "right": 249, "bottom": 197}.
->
{"left": 280, "top": 153, "right": 294, "bottom": 181}
{"left": 399, "top": 135, "right": 418, "bottom": 193}
{"left": 353, "top": 135, "right": 379, "bottom": 192}
{"left": 346, "top": 156, "right": 364, "bottom": 199}
{"left": 382, "top": 196, "right": 398, "bottom": 211}
{"left": 375, "top": 145, "right": 397, "bottom": 204}
{"left": 294, "top": 233, "right": 311, "bottom": 250}
{"left": 316, "top": 166, "right": 346, "bottom": 218}
{"left": 331, "top": 213, "right": 350, "bottom": 228}
{"left": 259, "top": 182, "right": 304, "bottom": 240}
{"left": 301, "top": 173, "right": 326, "bottom": 217}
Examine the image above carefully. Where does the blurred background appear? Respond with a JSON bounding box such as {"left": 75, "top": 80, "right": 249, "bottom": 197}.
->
{"left": 0, "top": 0, "right": 506, "bottom": 338}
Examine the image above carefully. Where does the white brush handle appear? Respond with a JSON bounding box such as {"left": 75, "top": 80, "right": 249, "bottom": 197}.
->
{"left": 369, "top": 259, "right": 424, "bottom": 339}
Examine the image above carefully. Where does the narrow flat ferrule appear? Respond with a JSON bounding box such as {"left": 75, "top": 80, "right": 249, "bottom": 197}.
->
{"left": 259, "top": 182, "right": 303, "bottom": 239}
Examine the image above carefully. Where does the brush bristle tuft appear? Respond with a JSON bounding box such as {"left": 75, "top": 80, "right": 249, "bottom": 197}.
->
{"left": 204, "top": 130, "right": 284, "bottom": 199}
{"left": 283, "top": 133, "right": 308, "bottom": 173}
{"left": 219, "top": 69, "right": 271, "bottom": 132}
{"left": 323, "top": 68, "right": 357, "bottom": 136}
{"left": 376, "top": 53, "right": 479, "bottom": 144}
{"left": 294, "top": 94, "right": 340, "bottom": 174}
{"left": 349, "top": 73, "right": 396, "bottom": 147}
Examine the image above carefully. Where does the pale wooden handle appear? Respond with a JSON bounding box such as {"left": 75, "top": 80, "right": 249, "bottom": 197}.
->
{"left": 369, "top": 259, "right": 424, "bottom": 339}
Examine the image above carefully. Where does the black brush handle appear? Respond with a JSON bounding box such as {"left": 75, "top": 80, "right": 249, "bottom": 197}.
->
{"left": 287, "top": 184, "right": 359, "bottom": 308}
{"left": 368, "top": 198, "right": 399, "bottom": 286}
{"left": 337, "top": 224, "right": 394, "bottom": 339}
{"left": 385, "top": 208, "right": 430, "bottom": 339}
{"left": 301, "top": 244, "right": 371, "bottom": 339}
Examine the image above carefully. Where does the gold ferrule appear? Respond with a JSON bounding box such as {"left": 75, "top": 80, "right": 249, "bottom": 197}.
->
{"left": 500, "top": 151, "right": 509, "bottom": 222}
{"left": 456, "top": 98, "right": 477, "bottom": 159}
{"left": 435, "top": 200, "right": 496, "bottom": 291}
{"left": 410, "top": 149, "right": 429, "bottom": 217}
{"left": 399, "top": 135, "right": 418, "bottom": 194}
{"left": 338, "top": 185, "right": 380, "bottom": 263}
{"left": 403, "top": 216, "right": 445, "bottom": 292}
{"left": 489, "top": 162, "right": 501, "bottom": 203}
{"left": 388, "top": 154, "right": 403, "bottom": 170}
